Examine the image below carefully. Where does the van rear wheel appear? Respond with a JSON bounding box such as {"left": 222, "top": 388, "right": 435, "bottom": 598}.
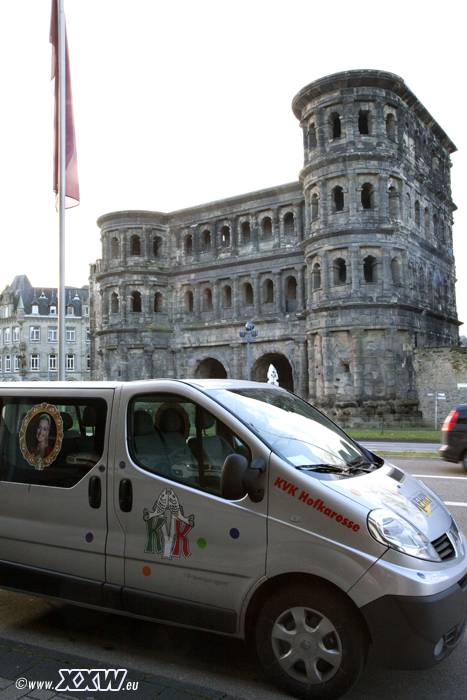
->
{"left": 462, "top": 452, "right": 467, "bottom": 472}
{"left": 255, "top": 584, "right": 368, "bottom": 700}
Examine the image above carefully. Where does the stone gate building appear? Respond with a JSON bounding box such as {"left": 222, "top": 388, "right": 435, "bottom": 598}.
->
{"left": 89, "top": 70, "right": 460, "bottom": 419}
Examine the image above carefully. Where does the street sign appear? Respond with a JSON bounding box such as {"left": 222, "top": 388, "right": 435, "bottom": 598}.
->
{"left": 458, "top": 383, "right": 467, "bottom": 389}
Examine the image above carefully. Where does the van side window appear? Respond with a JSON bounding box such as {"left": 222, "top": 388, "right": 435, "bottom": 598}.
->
{"left": 0, "top": 397, "right": 107, "bottom": 488}
{"left": 129, "top": 394, "right": 251, "bottom": 495}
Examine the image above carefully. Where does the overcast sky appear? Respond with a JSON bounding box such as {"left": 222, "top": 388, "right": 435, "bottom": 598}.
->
{"left": 0, "top": 0, "right": 465, "bottom": 326}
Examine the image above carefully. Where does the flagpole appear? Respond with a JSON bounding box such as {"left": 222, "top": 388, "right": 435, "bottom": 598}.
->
{"left": 58, "top": 0, "right": 66, "bottom": 381}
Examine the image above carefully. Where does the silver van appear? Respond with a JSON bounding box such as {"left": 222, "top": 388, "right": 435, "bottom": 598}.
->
{"left": 0, "top": 379, "right": 466, "bottom": 700}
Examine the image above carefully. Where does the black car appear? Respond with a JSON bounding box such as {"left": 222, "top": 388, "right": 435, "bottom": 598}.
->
{"left": 439, "top": 404, "right": 467, "bottom": 469}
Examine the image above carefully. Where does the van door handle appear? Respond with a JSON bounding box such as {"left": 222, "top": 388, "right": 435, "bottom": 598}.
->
{"left": 119, "top": 479, "right": 133, "bottom": 512}
{"left": 88, "top": 476, "right": 102, "bottom": 509}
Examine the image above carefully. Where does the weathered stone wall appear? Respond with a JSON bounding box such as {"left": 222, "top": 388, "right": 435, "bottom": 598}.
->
{"left": 89, "top": 70, "right": 460, "bottom": 419}
{"left": 414, "top": 347, "right": 467, "bottom": 427}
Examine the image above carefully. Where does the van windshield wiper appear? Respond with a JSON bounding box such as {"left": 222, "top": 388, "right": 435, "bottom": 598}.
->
{"left": 297, "top": 462, "right": 375, "bottom": 475}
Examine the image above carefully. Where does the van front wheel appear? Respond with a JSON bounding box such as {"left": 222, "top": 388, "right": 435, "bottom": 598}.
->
{"left": 255, "top": 584, "right": 368, "bottom": 700}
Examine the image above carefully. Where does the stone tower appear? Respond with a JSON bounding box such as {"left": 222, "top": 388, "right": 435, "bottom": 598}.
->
{"left": 292, "top": 70, "right": 459, "bottom": 411}
{"left": 89, "top": 70, "right": 459, "bottom": 422}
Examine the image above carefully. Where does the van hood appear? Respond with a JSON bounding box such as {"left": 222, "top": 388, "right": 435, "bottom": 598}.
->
{"left": 324, "top": 464, "right": 452, "bottom": 541}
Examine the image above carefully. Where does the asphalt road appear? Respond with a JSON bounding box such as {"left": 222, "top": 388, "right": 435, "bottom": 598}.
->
{"left": 361, "top": 440, "right": 440, "bottom": 453}
{"left": 0, "top": 456, "right": 466, "bottom": 700}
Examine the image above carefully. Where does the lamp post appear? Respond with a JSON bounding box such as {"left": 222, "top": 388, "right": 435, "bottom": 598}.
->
{"left": 239, "top": 321, "right": 258, "bottom": 380}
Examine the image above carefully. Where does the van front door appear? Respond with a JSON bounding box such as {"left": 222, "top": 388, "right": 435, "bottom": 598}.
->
{"left": 112, "top": 385, "right": 268, "bottom": 634}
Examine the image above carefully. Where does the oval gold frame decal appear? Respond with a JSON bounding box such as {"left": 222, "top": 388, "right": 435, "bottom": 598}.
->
{"left": 19, "top": 403, "right": 63, "bottom": 470}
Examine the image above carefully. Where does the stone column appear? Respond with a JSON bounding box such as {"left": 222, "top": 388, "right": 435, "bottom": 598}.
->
{"left": 297, "top": 339, "right": 308, "bottom": 399}
{"left": 213, "top": 281, "right": 220, "bottom": 319}
{"left": 192, "top": 226, "right": 200, "bottom": 262}
{"left": 374, "top": 100, "right": 386, "bottom": 146}
{"left": 320, "top": 179, "right": 328, "bottom": 227}
{"left": 120, "top": 284, "right": 127, "bottom": 323}
{"left": 351, "top": 328, "right": 365, "bottom": 402}
{"left": 230, "top": 217, "right": 238, "bottom": 256}
{"left": 379, "top": 175, "right": 389, "bottom": 221}
{"left": 231, "top": 343, "right": 241, "bottom": 379}
{"left": 350, "top": 246, "right": 360, "bottom": 293}
{"left": 297, "top": 266, "right": 305, "bottom": 311}
{"left": 193, "top": 285, "right": 201, "bottom": 320}
{"left": 252, "top": 213, "right": 259, "bottom": 251}
{"left": 232, "top": 276, "right": 240, "bottom": 317}
{"left": 348, "top": 177, "right": 357, "bottom": 218}
{"left": 143, "top": 227, "right": 151, "bottom": 260}
{"left": 320, "top": 331, "right": 334, "bottom": 399}
{"left": 211, "top": 221, "right": 218, "bottom": 258}
{"left": 307, "top": 333, "right": 317, "bottom": 401}
{"left": 321, "top": 252, "right": 330, "bottom": 299}
{"left": 253, "top": 273, "right": 260, "bottom": 316}
{"left": 274, "top": 270, "right": 282, "bottom": 313}
{"left": 295, "top": 201, "right": 304, "bottom": 240}
{"left": 316, "top": 107, "right": 326, "bottom": 155}
{"left": 304, "top": 189, "right": 311, "bottom": 238}
{"left": 382, "top": 247, "right": 392, "bottom": 293}
{"left": 121, "top": 229, "right": 128, "bottom": 265}
{"left": 273, "top": 210, "right": 280, "bottom": 248}
{"left": 385, "top": 328, "right": 396, "bottom": 400}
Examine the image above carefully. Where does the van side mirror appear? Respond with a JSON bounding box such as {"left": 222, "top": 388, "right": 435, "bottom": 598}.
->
{"left": 221, "top": 454, "right": 248, "bottom": 500}
{"left": 221, "top": 454, "right": 267, "bottom": 502}
{"left": 242, "top": 456, "right": 266, "bottom": 503}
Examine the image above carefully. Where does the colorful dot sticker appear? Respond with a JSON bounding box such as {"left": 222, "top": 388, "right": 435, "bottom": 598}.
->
{"left": 142, "top": 566, "right": 151, "bottom": 577}
{"left": 197, "top": 538, "right": 207, "bottom": 549}
{"left": 119, "top": 461, "right": 126, "bottom": 469}
{"left": 230, "top": 528, "right": 240, "bottom": 539}
{"left": 85, "top": 533, "right": 94, "bottom": 543}
{"left": 417, "top": 572, "right": 426, "bottom": 579}
{"left": 99, "top": 464, "right": 105, "bottom": 473}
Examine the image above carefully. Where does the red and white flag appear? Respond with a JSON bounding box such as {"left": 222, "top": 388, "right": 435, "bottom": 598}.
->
{"left": 50, "top": 0, "right": 79, "bottom": 208}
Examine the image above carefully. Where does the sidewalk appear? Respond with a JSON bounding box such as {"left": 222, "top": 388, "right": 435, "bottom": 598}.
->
{"left": 0, "top": 638, "right": 245, "bottom": 700}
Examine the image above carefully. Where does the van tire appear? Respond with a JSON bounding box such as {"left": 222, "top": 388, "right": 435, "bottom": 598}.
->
{"left": 255, "top": 584, "right": 368, "bottom": 700}
{"left": 462, "top": 452, "right": 467, "bottom": 472}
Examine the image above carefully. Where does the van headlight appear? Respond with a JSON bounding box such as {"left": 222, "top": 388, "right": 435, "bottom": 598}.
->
{"left": 368, "top": 508, "right": 441, "bottom": 561}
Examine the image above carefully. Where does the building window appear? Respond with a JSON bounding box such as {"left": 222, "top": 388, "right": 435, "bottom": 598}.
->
{"left": 358, "top": 110, "right": 370, "bottom": 135}
{"left": 13, "top": 355, "right": 20, "bottom": 372}
{"left": 5, "top": 355, "right": 11, "bottom": 372}
{"left": 312, "top": 263, "right": 321, "bottom": 290}
{"left": 202, "top": 230, "right": 211, "bottom": 252}
{"left": 242, "top": 222, "right": 251, "bottom": 245}
{"left": 202, "top": 288, "right": 213, "bottom": 311}
{"left": 333, "top": 186, "right": 344, "bottom": 212}
{"left": 364, "top": 255, "right": 377, "bottom": 283}
{"left": 391, "top": 258, "right": 402, "bottom": 285}
{"left": 222, "top": 285, "right": 232, "bottom": 308}
{"left": 334, "top": 258, "right": 347, "bottom": 285}
{"left": 87, "top": 355, "right": 91, "bottom": 371}
{"left": 263, "top": 279, "right": 274, "bottom": 304}
{"left": 30, "top": 327, "right": 40, "bottom": 342}
{"left": 244, "top": 282, "right": 254, "bottom": 306}
{"left": 0, "top": 356, "right": 2, "bottom": 371}
{"left": 49, "top": 304, "right": 57, "bottom": 315}
{"left": 110, "top": 236, "right": 119, "bottom": 258}
{"left": 31, "top": 303, "right": 39, "bottom": 314}
{"left": 13, "top": 327, "right": 19, "bottom": 343}
{"left": 49, "top": 354, "right": 57, "bottom": 371}
{"left": 221, "top": 226, "right": 230, "bottom": 247}
{"left": 311, "top": 194, "right": 319, "bottom": 221}
{"left": 66, "top": 305, "right": 75, "bottom": 316}
{"left": 66, "top": 327, "right": 76, "bottom": 342}
{"left": 261, "top": 217, "right": 272, "bottom": 238}
{"left": 388, "top": 186, "right": 400, "bottom": 218}
{"left": 285, "top": 277, "right": 297, "bottom": 312}
{"left": 185, "top": 291, "right": 194, "bottom": 313}
{"left": 131, "top": 291, "right": 142, "bottom": 313}
{"left": 361, "top": 183, "right": 374, "bottom": 210}
{"left": 153, "top": 236, "right": 162, "bottom": 257}
{"left": 4, "top": 328, "right": 10, "bottom": 344}
{"left": 284, "top": 212, "right": 295, "bottom": 234}
{"left": 386, "top": 113, "right": 396, "bottom": 141}
{"left": 331, "top": 112, "right": 341, "bottom": 139}
{"left": 48, "top": 327, "right": 58, "bottom": 342}
{"left": 30, "top": 354, "right": 39, "bottom": 371}
{"left": 66, "top": 355, "right": 75, "bottom": 371}
{"left": 185, "top": 234, "right": 193, "bottom": 256}
{"left": 86, "top": 328, "right": 90, "bottom": 343}
{"left": 130, "top": 234, "right": 141, "bottom": 255}
{"left": 154, "top": 292, "right": 163, "bottom": 313}
{"left": 308, "top": 123, "right": 317, "bottom": 149}
{"left": 111, "top": 293, "right": 119, "bottom": 314}
{"left": 83, "top": 306, "right": 89, "bottom": 316}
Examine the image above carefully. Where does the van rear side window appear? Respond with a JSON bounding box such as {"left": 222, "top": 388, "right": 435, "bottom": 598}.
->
{"left": 0, "top": 396, "right": 107, "bottom": 488}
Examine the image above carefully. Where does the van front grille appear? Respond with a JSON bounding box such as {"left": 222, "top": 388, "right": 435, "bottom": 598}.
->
{"left": 432, "top": 533, "right": 456, "bottom": 561}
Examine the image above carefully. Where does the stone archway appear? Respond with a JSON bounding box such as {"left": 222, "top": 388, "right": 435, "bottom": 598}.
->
{"left": 251, "top": 353, "right": 294, "bottom": 392}
{"left": 194, "top": 357, "right": 228, "bottom": 379}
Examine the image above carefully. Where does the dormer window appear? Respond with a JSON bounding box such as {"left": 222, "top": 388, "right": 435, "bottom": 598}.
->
{"left": 66, "top": 305, "right": 75, "bottom": 316}
{"left": 31, "top": 303, "right": 39, "bottom": 314}
{"left": 49, "top": 304, "right": 57, "bottom": 315}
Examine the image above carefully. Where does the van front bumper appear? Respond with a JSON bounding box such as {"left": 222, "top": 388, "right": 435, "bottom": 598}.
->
{"left": 360, "top": 575, "right": 467, "bottom": 669}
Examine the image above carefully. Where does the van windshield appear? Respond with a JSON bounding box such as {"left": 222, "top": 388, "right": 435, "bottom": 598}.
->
{"left": 208, "top": 387, "right": 364, "bottom": 468}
